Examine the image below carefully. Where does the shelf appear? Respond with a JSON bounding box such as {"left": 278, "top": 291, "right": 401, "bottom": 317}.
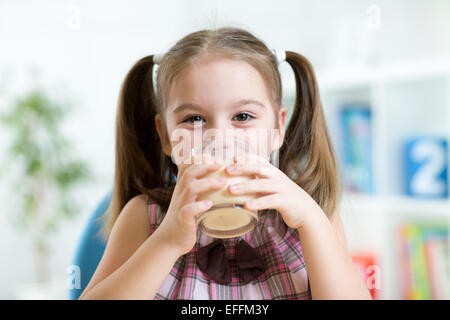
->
{"left": 281, "top": 57, "right": 450, "bottom": 94}
{"left": 282, "top": 56, "right": 450, "bottom": 299}
{"left": 387, "top": 196, "right": 450, "bottom": 217}
{"left": 339, "top": 193, "right": 386, "bottom": 214}
{"left": 340, "top": 193, "right": 450, "bottom": 219}
{"left": 319, "top": 57, "right": 450, "bottom": 92}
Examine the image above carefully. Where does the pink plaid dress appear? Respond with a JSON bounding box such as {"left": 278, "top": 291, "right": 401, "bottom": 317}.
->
{"left": 147, "top": 187, "right": 311, "bottom": 300}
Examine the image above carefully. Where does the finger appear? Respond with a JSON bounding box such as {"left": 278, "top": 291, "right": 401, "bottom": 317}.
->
{"left": 179, "top": 161, "right": 222, "bottom": 182}
{"left": 228, "top": 178, "right": 276, "bottom": 195}
{"left": 244, "top": 194, "right": 281, "bottom": 212}
{"left": 177, "top": 151, "right": 219, "bottom": 177}
{"left": 180, "top": 199, "right": 214, "bottom": 225}
{"left": 225, "top": 162, "right": 274, "bottom": 178}
{"left": 178, "top": 148, "right": 223, "bottom": 173}
{"left": 183, "top": 176, "right": 227, "bottom": 201}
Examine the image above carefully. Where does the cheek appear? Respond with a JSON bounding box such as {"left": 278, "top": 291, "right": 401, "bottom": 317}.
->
{"left": 171, "top": 131, "right": 194, "bottom": 145}
{"left": 255, "top": 113, "right": 279, "bottom": 157}
{"left": 255, "top": 131, "right": 276, "bottom": 159}
{"left": 165, "top": 125, "right": 196, "bottom": 164}
{"left": 236, "top": 129, "right": 278, "bottom": 159}
{"left": 169, "top": 128, "right": 211, "bottom": 164}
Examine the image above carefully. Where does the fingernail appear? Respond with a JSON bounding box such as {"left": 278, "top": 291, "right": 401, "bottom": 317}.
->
{"left": 203, "top": 200, "right": 212, "bottom": 208}
{"left": 229, "top": 184, "right": 239, "bottom": 192}
{"left": 216, "top": 177, "right": 225, "bottom": 183}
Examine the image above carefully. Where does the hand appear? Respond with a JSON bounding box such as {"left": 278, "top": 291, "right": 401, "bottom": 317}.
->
{"left": 225, "top": 155, "right": 321, "bottom": 230}
{"left": 154, "top": 155, "right": 226, "bottom": 256}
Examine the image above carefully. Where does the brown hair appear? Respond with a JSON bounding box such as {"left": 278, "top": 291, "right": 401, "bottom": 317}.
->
{"left": 101, "top": 27, "right": 340, "bottom": 239}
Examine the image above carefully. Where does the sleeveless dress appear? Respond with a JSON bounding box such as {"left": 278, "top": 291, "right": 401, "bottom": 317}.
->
{"left": 147, "top": 187, "right": 311, "bottom": 300}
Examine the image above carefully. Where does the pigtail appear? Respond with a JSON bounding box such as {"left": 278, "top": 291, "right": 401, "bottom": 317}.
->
{"left": 281, "top": 51, "right": 340, "bottom": 217}
{"left": 101, "top": 55, "right": 174, "bottom": 239}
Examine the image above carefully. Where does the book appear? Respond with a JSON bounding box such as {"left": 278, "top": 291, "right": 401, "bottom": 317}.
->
{"left": 424, "top": 236, "right": 449, "bottom": 299}
{"left": 404, "top": 137, "right": 448, "bottom": 198}
{"left": 340, "top": 106, "right": 374, "bottom": 194}
{"left": 398, "top": 222, "right": 449, "bottom": 299}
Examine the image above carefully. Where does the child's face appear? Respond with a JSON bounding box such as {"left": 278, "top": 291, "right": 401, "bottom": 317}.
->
{"left": 155, "top": 55, "right": 287, "bottom": 164}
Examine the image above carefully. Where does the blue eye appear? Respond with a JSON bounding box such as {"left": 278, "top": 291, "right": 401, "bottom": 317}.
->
{"left": 182, "top": 115, "right": 204, "bottom": 124}
{"left": 233, "top": 112, "right": 255, "bottom": 122}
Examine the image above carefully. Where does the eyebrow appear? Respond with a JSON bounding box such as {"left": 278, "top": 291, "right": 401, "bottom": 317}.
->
{"left": 173, "top": 99, "right": 266, "bottom": 113}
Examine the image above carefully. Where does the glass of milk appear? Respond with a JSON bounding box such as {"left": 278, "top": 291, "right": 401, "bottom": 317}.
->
{"left": 194, "top": 136, "right": 258, "bottom": 239}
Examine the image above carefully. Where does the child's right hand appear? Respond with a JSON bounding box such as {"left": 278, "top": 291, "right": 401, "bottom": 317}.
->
{"left": 153, "top": 155, "right": 226, "bottom": 256}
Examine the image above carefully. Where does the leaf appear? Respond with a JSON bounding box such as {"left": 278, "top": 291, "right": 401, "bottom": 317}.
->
{"left": 53, "top": 160, "right": 91, "bottom": 189}
{"left": 0, "top": 86, "right": 92, "bottom": 235}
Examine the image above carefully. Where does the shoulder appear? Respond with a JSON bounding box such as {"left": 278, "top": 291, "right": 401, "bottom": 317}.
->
{"left": 102, "top": 194, "right": 153, "bottom": 265}
{"left": 120, "top": 194, "right": 149, "bottom": 221}
{"left": 125, "top": 193, "right": 148, "bottom": 208}
{"left": 120, "top": 190, "right": 170, "bottom": 230}
{"left": 83, "top": 194, "right": 152, "bottom": 293}
{"left": 110, "top": 193, "right": 151, "bottom": 241}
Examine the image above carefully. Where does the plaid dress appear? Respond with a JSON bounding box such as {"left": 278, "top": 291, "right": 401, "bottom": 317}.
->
{"left": 147, "top": 187, "right": 311, "bottom": 300}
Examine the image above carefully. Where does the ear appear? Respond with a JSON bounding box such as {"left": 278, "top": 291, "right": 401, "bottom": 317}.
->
{"left": 155, "top": 113, "right": 172, "bottom": 157}
{"left": 273, "top": 106, "right": 287, "bottom": 149}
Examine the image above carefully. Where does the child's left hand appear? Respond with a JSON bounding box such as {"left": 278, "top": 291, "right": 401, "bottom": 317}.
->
{"left": 225, "top": 155, "right": 322, "bottom": 230}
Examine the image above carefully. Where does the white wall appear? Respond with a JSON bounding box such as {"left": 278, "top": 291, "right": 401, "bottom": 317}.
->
{"left": 0, "top": 0, "right": 449, "bottom": 299}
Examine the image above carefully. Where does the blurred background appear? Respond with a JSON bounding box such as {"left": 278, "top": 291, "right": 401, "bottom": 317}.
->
{"left": 0, "top": 0, "right": 449, "bottom": 299}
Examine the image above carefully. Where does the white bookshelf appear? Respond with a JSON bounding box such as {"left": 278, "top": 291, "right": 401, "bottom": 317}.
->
{"left": 282, "top": 58, "right": 450, "bottom": 299}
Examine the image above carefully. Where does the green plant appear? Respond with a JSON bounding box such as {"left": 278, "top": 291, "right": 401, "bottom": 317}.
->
{"left": 0, "top": 87, "right": 93, "bottom": 282}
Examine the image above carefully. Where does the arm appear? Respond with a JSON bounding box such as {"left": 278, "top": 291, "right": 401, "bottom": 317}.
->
{"left": 79, "top": 195, "right": 181, "bottom": 300}
{"left": 297, "top": 203, "right": 372, "bottom": 300}
{"left": 80, "top": 160, "right": 224, "bottom": 300}
{"left": 224, "top": 158, "right": 371, "bottom": 300}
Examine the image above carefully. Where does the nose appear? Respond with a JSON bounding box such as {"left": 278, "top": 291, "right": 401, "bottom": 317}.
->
{"left": 205, "top": 116, "right": 236, "bottom": 136}
{"left": 207, "top": 116, "right": 232, "bottom": 132}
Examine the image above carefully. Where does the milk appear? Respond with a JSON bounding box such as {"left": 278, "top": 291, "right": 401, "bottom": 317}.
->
{"left": 193, "top": 137, "right": 259, "bottom": 238}
{"left": 197, "top": 164, "right": 255, "bottom": 204}
{"left": 196, "top": 164, "right": 258, "bottom": 238}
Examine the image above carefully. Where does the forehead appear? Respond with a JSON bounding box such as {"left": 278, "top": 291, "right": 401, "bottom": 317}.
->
{"left": 166, "top": 56, "right": 273, "bottom": 112}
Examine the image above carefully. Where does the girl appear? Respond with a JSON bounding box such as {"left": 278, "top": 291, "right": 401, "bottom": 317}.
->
{"left": 80, "top": 27, "right": 371, "bottom": 300}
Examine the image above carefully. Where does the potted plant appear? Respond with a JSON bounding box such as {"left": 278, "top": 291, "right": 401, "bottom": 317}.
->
{"left": 0, "top": 86, "right": 92, "bottom": 298}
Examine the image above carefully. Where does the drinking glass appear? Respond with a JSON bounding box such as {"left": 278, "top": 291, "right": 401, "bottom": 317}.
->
{"left": 194, "top": 137, "right": 258, "bottom": 238}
